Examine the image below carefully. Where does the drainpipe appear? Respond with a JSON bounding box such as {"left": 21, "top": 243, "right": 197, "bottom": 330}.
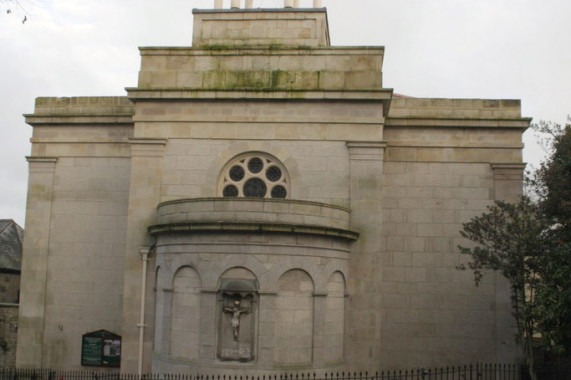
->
{"left": 137, "top": 245, "right": 155, "bottom": 379}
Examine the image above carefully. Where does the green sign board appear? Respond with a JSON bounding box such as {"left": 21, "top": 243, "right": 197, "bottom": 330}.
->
{"left": 81, "top": 330, "right": 121, "bottom": 368}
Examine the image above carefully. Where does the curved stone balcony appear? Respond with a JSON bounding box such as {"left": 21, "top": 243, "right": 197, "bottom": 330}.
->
{"left": 148, "top": 197, "right": 358, "bottom": 241}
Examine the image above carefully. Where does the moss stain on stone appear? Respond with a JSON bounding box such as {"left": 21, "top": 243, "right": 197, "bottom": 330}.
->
{"left": 271, "top": 70, "right": 283, "bottom": 89}
{"left": 202, "top": 68, "right": 324, "bottom": 92}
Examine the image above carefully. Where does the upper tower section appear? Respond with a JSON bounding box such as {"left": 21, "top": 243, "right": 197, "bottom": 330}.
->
{"left": 192, "top": 6, "right": 330, "bottom": 48}
{"left": 128, "top": 0, "right": 390, "bottom": 107}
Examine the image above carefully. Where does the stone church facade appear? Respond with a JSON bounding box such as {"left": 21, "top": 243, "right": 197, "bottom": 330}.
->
{"left": 17, "top": 3, "right": 530, "bottom": 374}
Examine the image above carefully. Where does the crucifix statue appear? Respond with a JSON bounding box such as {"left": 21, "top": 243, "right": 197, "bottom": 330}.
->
{"left": 224, "top": 299, "right": 250, "bottom": 341}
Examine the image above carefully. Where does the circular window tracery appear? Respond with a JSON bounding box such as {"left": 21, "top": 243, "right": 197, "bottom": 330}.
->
{"left": 219, "top": 153, "right": 289, "bottom": 199}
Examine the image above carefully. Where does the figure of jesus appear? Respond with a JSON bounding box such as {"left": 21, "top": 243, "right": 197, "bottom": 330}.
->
{"left": 224, "top": 299, "right": 249, "bottom": 341}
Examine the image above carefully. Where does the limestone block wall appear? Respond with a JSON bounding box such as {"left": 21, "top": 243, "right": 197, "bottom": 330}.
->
{"left": 137, "top": 47, "right": 383, "bottom": 91}
{"left": 151, "top": 232, "right": 350, "bottom": 374}
{"left": 367, "top": 98, "right": 529, "bottom": 369}
{"left": 378, "top": 161, "right": 502, "bottom": 368}
{"left": 385, "top": 98, "right": 528, "bottom": 164}
{"left": 274, "top": 270, "right": 314, "bottom": 367}
{"left": 17, "top": 97, "right": 134, "bottom": 369}
{"left": 130, "top": 99, "right": 386, "bottom": 211}
{"left": 16, "top": 5, "right": 533, "bottom": 374}
{"left": 160, "top": 139, "right": 350, "bottom": 208}
{"left": 192, "top": 9, "right": 330, "bottom": 47}
{"left": 41, "top": 157, "right": 131, "bottom": 367}
{"left": 149, "top": 198, "right": 353, "bottom": 373}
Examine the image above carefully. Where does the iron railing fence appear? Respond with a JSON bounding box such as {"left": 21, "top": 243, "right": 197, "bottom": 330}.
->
{"left": 0, "top": 364, "right": 524, "bottom": 380}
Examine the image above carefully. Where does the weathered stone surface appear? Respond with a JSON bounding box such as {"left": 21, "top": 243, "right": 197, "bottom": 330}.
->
{"left": 17, "top": 5, "right": 529, "bottom": 375}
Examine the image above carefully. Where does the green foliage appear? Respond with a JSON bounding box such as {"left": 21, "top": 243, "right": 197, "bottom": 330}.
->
{"left": 531, "top": 120, "right": 571, "bottom": 235}
{"left": 528, "top": 120, "right": 571, "bottom": 354}
{"left": 531, "top": 242, "right": 571, "bottom": 354}
{"left": 458, "top": 197, "right": 546, "bottom": 287}
{"left": 458, "top": 119, "right": 571, "bottom": 376}
{"left": 458, "top": 197, "right": 548, "bottom": 364}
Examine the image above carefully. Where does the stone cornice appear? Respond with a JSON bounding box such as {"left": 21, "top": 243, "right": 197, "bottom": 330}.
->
{"left": 138, "top": 46, "right": 385, "bottom": 55}
{"left": 386, "top": 117, "right": 531, "bottom": 129}
{"left": 126, "top": 88, "right": 393, "bottom": 115}
{"left": 148, "top": 221, "right": 359, "bottom": 241}
{"left": 24, "top": 114, "right": 134, "bottom": 126}
{"left": 126, "top": 88, "right": 392, "bottom": 100}
{"left": 25, "top": 156, "right": 58, "bottom": 163}
{"left": 151, "top": 197, "right": 358, "bottom": 241}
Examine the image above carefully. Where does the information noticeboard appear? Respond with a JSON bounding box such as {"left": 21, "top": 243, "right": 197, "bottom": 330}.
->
{"left": 81, "top": 330, "right": 121, "bottom": 367}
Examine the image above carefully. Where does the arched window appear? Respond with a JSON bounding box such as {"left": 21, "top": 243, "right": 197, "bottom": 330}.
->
{"left": 219, "top": 153, "right": 289, "bottom": 199}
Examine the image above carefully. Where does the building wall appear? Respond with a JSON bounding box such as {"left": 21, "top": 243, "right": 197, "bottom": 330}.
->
{"left": 0, "top": 305, "right": 18, "bottom": 367}
{"left": 17, "top": 7, "right": 530, "bottom": 374}
{"left": 17, "top": 97, "right": 133, "bottom": 369}
{"left": 378, "top": 161, "right": 509, "bottom": 368}
{"left": 0, "top": 273, "right": 20, "bottom": 304}
{"left": 41, "top": 156, "right": 131, "bottom": 367}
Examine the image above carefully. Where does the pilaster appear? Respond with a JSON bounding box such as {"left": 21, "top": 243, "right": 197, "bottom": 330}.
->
{"left": 257, "top": 291, "right": 277, "bottom": 367}
{"left": 199, "top": 289, "right": 218, "bottom": 361}
{"left": 491, "top": 163, "right": 527, "bottom": 201}
{"left": 312, "top": 291, "right": 328, "bottom": 367}
{"left": 491, "top": 162, "right": 527, "bottom": 363}
{"left": 16, "top": 157, "right": 58, "bottom": 367}
{"left": 121, "top": 138, "right": 166, "bottom": 373}
{"left": 346, "top": 141, "right": 386, "bottom": 372}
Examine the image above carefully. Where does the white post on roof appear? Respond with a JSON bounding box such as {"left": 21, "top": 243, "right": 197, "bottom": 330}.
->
{"left": 214, "top": 0, "right": 223, "bottom": 9}
{"left": 246, "top": 0, "right": 253, "bottom": 8}
{"left": 284, "top": 0, "right": 294, "bottom": 8}
{"left": 231, "top": 0, "right": 240, "bottom": 9}
{"left": 313, "top": 0, "right": 322, "bottom": 7}
{"left": 294, "top": 0, "right": 300, "bottom": 7}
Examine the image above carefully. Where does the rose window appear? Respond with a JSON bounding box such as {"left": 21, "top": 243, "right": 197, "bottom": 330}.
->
{"left": 220, "top": 154, "right": 289, "bottom": 199}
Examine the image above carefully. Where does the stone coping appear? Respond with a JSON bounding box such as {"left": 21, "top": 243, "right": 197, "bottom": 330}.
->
{"left": 148, "top": 221, "right": 359, "bottom": 241}
{"left": 126, "top": 89, "right": 392, "bottom": 114}
{"left": 192, "top": 8, "right": 327, "bottom": 14}
{"left": 386, "top": 117, "right": 531, "bottom": 129}
{"left": 138, "top": 46, "right": 384, "bottom": 54}
{"left": 150, "top": 198, "right": 358, "bottom": 241}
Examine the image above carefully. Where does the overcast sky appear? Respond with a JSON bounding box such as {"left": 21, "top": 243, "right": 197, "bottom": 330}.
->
{"left": 1, "top": 0, "right": 570, "bottom": 226}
